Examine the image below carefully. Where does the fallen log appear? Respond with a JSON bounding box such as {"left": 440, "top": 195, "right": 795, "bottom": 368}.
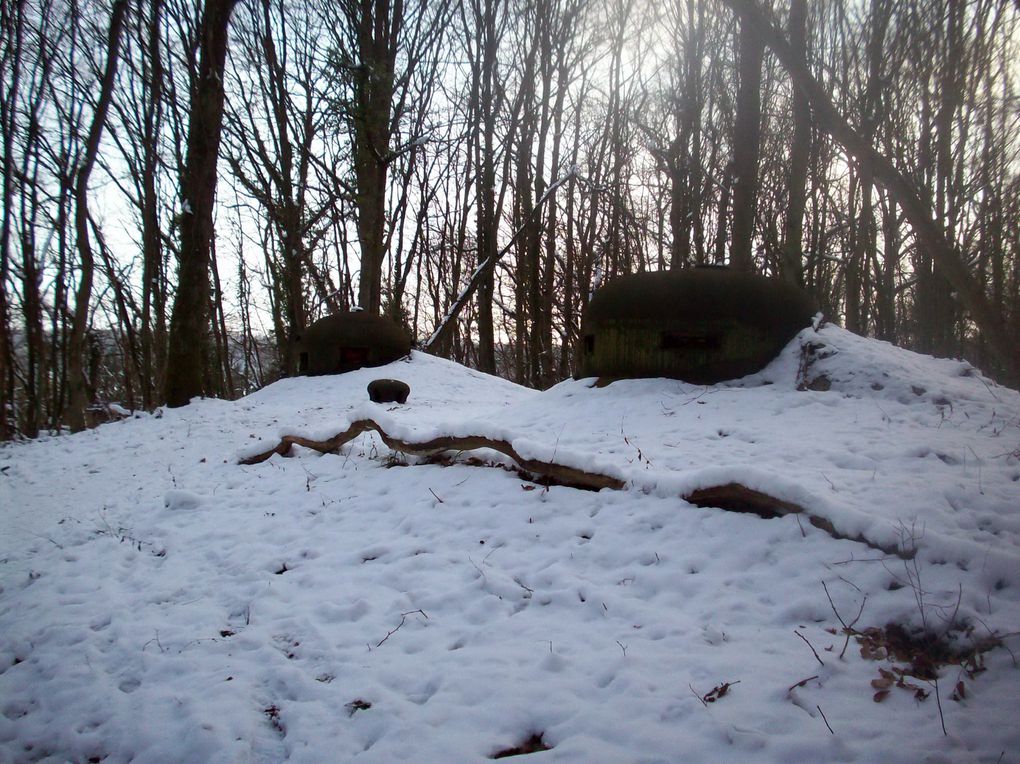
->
{"left": 685, "top": 483, "right": 910, "bottom": 558}
{"left": 240, "top": 420, "right": 909, "bottom": 558}
{"left": 239, "top": 418, "right": 626, "bottom": 491}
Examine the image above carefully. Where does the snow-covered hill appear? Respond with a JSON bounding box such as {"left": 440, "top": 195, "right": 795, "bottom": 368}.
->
{"left": 1, "top": 325, "right": 1018, "bottom": 763}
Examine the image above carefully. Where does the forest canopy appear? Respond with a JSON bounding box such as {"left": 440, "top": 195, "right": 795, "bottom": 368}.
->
{"left": 1, "top": 0, "right": 1018, "bottom": 437}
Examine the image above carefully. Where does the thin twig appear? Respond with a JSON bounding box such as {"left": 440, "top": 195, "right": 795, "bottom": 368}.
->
{"left": 1000, "top": 636, "right": 1018, "bottom": 668}
{"left": 822, "top": 579, "right": 849, "bottom": 620}
{"left": 468, "top": 556, "right": 486, "bottom": 579}
{"left": 689, "top": 683, "right": 708, "bottom": 707}
{"left": 787, "top": 675, "right": 819, "bottom": 693}
{"left": 375, "top": 609, "right": 429, "bottom": 648}
{"left": 513, "top": 576, "right": 534, "bottom": 594}
{"left": 937, "top": 583, "right": 964, "bottom": 638}
{"left": 831, "top": 554, "right": 890, "bottom": 565}
{"left": 848, "top": 595, "right": 868, "bottom": 628}
{"left": 837, "top": 576, "right": 863, "bottom": 593}
{"left": 822, "top": 580, "right": 867, "bottom": 659}
{"left": 816, "top": 704, "right": 835, "bottom": 734}
{"left": 933, "top": 676, "right": 947, "bottom": 736}
{"left": 795, "top": 630, "right": 825, "bottom": 666}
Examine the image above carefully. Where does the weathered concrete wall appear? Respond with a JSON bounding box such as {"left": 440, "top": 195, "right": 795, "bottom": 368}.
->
{"left": 577, "top": 268, "right": 816, "bottom": 383}
{"left": 293, "top": 312, "right": 411, "bottom": 376}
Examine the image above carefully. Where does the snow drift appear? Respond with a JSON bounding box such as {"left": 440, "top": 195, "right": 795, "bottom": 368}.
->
{"left": 1, "top": 325, "right": 1018, "bottom": 763}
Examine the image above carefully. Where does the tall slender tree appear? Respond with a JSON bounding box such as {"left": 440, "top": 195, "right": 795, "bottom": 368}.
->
{"left": 324, "top": 0, "right": 452, "bottom": 315}
{"left": 780, "top": 0, "right": 809, "bottom": 285}
{"left": 729, "top": 7, "right": 764, "bottom": 272}
{"left": 165, "top": 0, "right": 240, "bottom": 407}
{"left": 0, "top": 0, "right": 23, "bottom": 437}
{"left": 66, "top": 0, "right": 129, "bottom": 431}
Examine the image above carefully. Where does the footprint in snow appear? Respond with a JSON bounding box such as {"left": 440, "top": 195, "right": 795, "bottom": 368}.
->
{"left": 163, "top": 489, "right": 204, "bottom": 511}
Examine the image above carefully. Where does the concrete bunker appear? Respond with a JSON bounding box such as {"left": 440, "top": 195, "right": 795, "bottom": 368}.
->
{"left": 294, "top": 312, "right": 412, "bottom": 376}
{"left": 576, "top": 267, "right": 816, "bottom": 384}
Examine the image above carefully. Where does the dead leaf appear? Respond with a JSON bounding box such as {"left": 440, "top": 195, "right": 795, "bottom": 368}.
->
{"left": 873, "top": 690, "right": 890, "bottom": 703}
{"left": 871, "top": 677, "right": 893, "bottom": 690}
{"left": 344, "top": 699, "right": 372, "bottom": 717}
{"left": 702, "top": 681, "right": 740, "bottom": 703}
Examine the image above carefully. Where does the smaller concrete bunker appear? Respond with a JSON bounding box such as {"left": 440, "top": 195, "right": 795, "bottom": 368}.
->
{"left": 577, "top": 267, "right": 816, "bottom": 384}
{"left": 294, "top": 312, "right": 412, "bottom": 376}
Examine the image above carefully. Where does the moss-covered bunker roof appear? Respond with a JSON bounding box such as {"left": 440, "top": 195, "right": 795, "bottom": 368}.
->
{"left": 583, "top": 268, "right": 816, "bottom": 333}
{"left": 301, "top": 312, "right": 411, "bottom": 350}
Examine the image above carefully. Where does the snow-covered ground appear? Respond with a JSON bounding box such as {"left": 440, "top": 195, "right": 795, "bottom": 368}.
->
{"left": 1, "top": 325, "right": 1018, "bottom": 763}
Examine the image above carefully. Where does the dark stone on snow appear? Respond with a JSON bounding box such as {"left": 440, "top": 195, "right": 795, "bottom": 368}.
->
{"left": 367, "top": 378, "right": 410, "bottom": 404}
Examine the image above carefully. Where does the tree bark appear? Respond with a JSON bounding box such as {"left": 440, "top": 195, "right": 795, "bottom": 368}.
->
{"left": 140, "top": 0, "right": 166, "bottom": 409}
{"left": 929, "top": 0, "right": 964, "bottom": 357}
{"left": 350, "top": 0, "right": 400, "bottom": 315}
{"left": 66, "top": 0, "right": 129, "bottom": 431}
{"left": 0, "top": 0, "right": 23, "bottom": 438}
{"left": 780, "top": 0, "right": 808, "bottom": 286}
{"left": 165, "top": 0, "right": 239, "bottom": 408}
{"left": 473, "top": 0, "right": 501, "bottom": 374}
{"left": 729, "top": 12, "right": 764, "bottom": 272}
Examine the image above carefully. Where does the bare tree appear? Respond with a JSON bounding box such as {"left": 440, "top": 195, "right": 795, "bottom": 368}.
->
{"left": 463, "top": 0, "right": 506, "bottom": 373}
{"left": 728, "top": 6, "right": 764, "bottom": 272}
{"left": 64, "top": 0, "right": 129, "bottom": 431}
{"left": 322, "top": 0, "right": 452, "bottom": 315}
{"left": 0, "top": 0, "right": 24, "bottom": 437}
{"left": 165, "top": 0, "right": 240, "bottom": 407}
{"left": 779, "top": 0, "right": 809, "bottom": 285}
{"left": 720, "top": 0, "right": 1019, "bottom": 383}
{"left": 226, "top": 0, "right": 341, "bottom": 375}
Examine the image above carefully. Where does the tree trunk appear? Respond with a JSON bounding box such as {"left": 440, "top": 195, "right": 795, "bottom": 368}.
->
{"left": 20, "top": 196, "right": 43, "bottom": 437}
{"left": 713, "top": 165, "right": 731, "bottom": 265}
{"left": 729, "top": 12, "right": 764, "bottom": 272}
{"left": 474, "top": 0, "right": 501, "bottom": 374}
{"left": 844, "top": 170, "right": 864, "bottom": 334}
{"left": 140, "top": 0, "right": 165, "bottom": 409}
{"left": 66, "top": 0, "right": 129, "bottom": 431}
{"left": 0, "top": 0, "right": 24, "bottom": 439}
{"left": 874, "top": 192, "right": 899, "bottom": 341}
{"left": 351, "top": 0, "right": 400, "bottom": 315}
{"left": 672, "top": 0, "right": 706, "bottom": 270}
{"left": 930, "top": 0, "right": 963, "bottom": 358}
{"left": 514, "top": 105, "right": 535, "bottom": 383}
{"left": 780, "top": 0, "right": 808, "bottom": 286}
{"left": 165, "top": 0, "right": 239, "bottom": 408}
{"left": 210, "top": 241, "right": 234, "bottom": 398}
{"left": 846, "top": 0, "right": 889, "bottom": 336}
